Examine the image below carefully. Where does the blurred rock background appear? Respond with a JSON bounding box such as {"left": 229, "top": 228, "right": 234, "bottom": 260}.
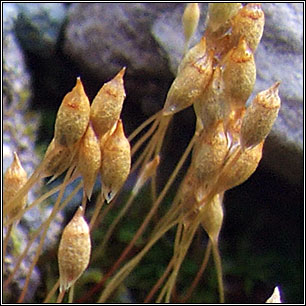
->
{"left": 3, "top": 3, "right": 303, "bottom": 303}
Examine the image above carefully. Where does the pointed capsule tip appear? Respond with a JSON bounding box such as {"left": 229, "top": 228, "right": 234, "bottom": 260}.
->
{"left": 12, "top": 151, "right": 23, "bottom": 168}
{"left": 116, "top": 67, "right": 126, "bottom": 79}
{"left": 75, "top": 77, "right": 85, "bottom": 92}
{"left": 272, "top": 81, "right": 281, "bottom": 91}
{"left": 75, "top": 206, "right": 84, "bottom": 217}
{"left": 13, "top": 151, "right": 19, "bottom": 162}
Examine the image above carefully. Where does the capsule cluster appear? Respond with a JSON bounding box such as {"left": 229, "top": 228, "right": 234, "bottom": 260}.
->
{"left": 171, "top": 3, "right": 281, "bottom": 237}
{"left": 51, "top": 68, "right": 131, "bottom": 292}
{"left": 42, "top": 68, "right": 131, "bottom": 203}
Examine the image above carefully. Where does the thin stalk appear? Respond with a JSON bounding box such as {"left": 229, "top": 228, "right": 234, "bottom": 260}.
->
{"left": 89, "top": 192, "right": 105, "bottom": 231}
{"left": 98, "top": 191, "right": 137, "bottom": 255}
{"left": 131, "top": 115, "right": 160, "bottom": 156}
{"left": 211, "top": 240, "right": 224, "bottom": 303}
{"left": 180, "top": 240, "right": 212, "bottom": 303}
{"left": 56, "top": 289, "right": 65, "bottom": 303}
{"left": 43, "top": 279, "right": 60, "bottom": 303}
{"left": 164, "top": 222, "right": 199, "bottom": 303}
{"left": 128, "top": 111, "right": 161, "bottom": 143}
{"left": 144, "top": 257, "right": 175, "bottom": 303}
{"left": 68, "top": 284, "right": 74, "bottom": 303}
{"left": 3, "top": 224, "right": 13, "bottom": 270}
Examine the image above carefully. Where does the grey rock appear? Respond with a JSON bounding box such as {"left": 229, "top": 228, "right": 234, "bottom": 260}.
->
{"left": 64, "top": 3, "right": 178, "bottom": 78}
{"left": 13, "top": 3, "right": 67, "bottom": 57}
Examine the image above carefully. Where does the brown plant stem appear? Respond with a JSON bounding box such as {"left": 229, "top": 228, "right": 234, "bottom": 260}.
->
{"left": 43, "top": 279, "right": 60, "bottom": 303}
{"left": 180, "top": 239, "right": 212, "bottom": 303}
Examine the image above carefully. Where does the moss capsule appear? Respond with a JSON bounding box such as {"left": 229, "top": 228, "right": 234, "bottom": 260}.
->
{"left": 221, "top": 37, "right": 256, "bottom": 110}
{"left": 90, "top": 68, "right": 126, "bottom": 138}
{"left": 54, "top": 78, "right": 90, "bottom": 147}
{"left": 58, "top": 206, "right": 91, "bottom": 292}
{"left": 192, "top": 121, "right": 228, "bottom": 202}
{"left": 100, "top": 120, "right": 131, "bottom": 203}
{"left": 240, "top": 82, "right": 281, "bottom": 149}
{"left": 77, "top": 123, "right": 102, "bottom": 200}
{"left": 193, "top": 66, "right": 228, "bottom": 131}
{"left": 4, "top": 152, "right": 28, "bottom": 220}
{"left": 231, "top": 3, "right": 265, "bottom": 52}
{"left": 217, "top": 141, "right": 264, "bottom": 193}
{"left": 163, "top": 37, "right": 213, "bottom": 116}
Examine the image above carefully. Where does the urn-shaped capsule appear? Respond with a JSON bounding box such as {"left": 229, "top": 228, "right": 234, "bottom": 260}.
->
{"left": 4, "top": 152, "right": 28, "bottom": 220}
{"left": 100, "top": 120, "right": 131, "bottom": 203}
{"left": 90, "top": 68, "right": 126, "bottom": 138}
{"left": 192, "top": 121, "right": 228, "bottom": 202}
{"left": 193, "top": 66, "right": 228, "bottom": 131}
{"left": 231, "top": 3, "right": 265, "bottom": 52}
{"left": 163, "top": 37, "right": 213, "bottom": 116}
{"left": 217, "top": 141, "right": 264, "bottom": 193}
{"left": 221, "top": 37, "right": 256, "bottom": 110}
{"left": 54, "top": 78, "right": 90, "bottom": 147}
{"left": 240, "top": 82, "right": 281, "bottom": 149}
{"left": 192, "top": 121, "right": 228, "bottom": 183}
{"left": 58, "top": 206, "right": 91, "bottom": 292}
{"left": 77, "top": 123, "right": 102, "bottom": 200}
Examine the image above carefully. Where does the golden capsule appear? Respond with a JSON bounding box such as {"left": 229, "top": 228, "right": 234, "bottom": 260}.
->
{"left": 90, "top": 68, "right": 126, "bottom": 138}
{"left": 4, "top": 152, "right": 28, "bottom": 220}
{"left": 200, "top": 193, "right": 224, "bottom": 242}
{"left": 54, "top": 78, "right": 90, "bottom": 147}
{"left": 217, "top": 141, "right": 264, "bottom": 193}
{"left": 192, "top": 121, "right": 228, "bottom": 182}
{"left": 240, "top": 82, "right": 281, "bottom": 149}
{"left": 193, "top": 66, "right": 228, "bottom": 131}
{"left": 221, "top": 37, "right": 256, "bottom": 110}
{"left": 163, "top": 37, "right": 213, "bottom": 116}
{"left": 231, "top": 3, "right": 265, "bottom": 52}
{"left": 77, "top": 123, "right": 102, "bottom": 200}
{"left": 182, "top": 3, "right": 200, "bottom": 54}
{"left": 58, "top": 206, "right": 91, "bottom": 292}
{"left": 100, "top": 120, "right": 131, "bottom": 203}
{"left": 192, "top": 121, "right": 228, "bottom": 202}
